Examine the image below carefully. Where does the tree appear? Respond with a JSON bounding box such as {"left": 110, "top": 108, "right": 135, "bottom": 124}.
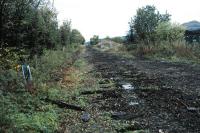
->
{"left": 59, "top": 21, "right": 86, "bottom": 46}
{"left": 0, "top": 0, "right": 60, "bottom": 55}
{"left": 60, "top": 20, "right": 72, "bottom": 46}
{"left": 29, "top": 6, "right": 60, "bottom": 56}
{"left": 126, "top": 20, "right": 135, "bottom": 43}
{"left": 0, "top": 0, "right": 42, "bottom": 46}
{"left": 128, "top": 5, "right": 171, "bottom": 44}
{"left": 70, "top": 29, "right": 85, "bottom": 44}
{"left": 0, "top": 0, "right": 85, "bottom": 57}
{"left": 90, "top": 35, "right": 99, "bottom": 45}
{"left": 156, "top": 22, "right": 185, "bottom": 43}
{"left": 0, "top": 0, "right": 86, "bottom": 69}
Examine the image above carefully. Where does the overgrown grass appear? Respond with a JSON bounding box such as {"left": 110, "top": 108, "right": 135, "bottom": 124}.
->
{"left": 1, "top": 44, "right": 151, "bottom": 132}
{"left": 94, "top": 40, "right": 200, "bottom": 63}
{"left": 0, "top": 44, "right": 112, "bottom": 132}
{"left": 93, "top": 40, "right": 132, "bottom": 58}
{"left": 0, "top": 84, "right": 59, "bottom": 133}
{"left": 0, "top": 45, "right": 87, "bottom": 132}
{"left": 127, "top": 41, "right": 200, "bottom": 63}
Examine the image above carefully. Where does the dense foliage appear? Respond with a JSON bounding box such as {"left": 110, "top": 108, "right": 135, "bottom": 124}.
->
{"left": 70, "top": 29, "right": 85, "bottom": 44}
{"left": 0, "top": 45, "right": 83, "bottom": 132}
{"left": 0, "top": 0, "right": 86, "bottom": 132}
{"left": 125, "top": 5, "right": 200, "bottom": 61}
{"left": 90, "top": 35, "right": 99, "bottom": 45}
{"left": 0, "top": 0, "right": 58, "bottom": 51}
{"left": 127, "top": 5, "right": 186, "bottom": 45}
{"left": 60, "top": 20, "right": 85, "bottom": 46}
{"left": 127, "top": 5, "right": 171, "bottom": 44}
{"left": 0, "top": 0, "right": 85, "bottom": 69}
{"left": 155, "top": 22, "right": 185, "bottom": 43}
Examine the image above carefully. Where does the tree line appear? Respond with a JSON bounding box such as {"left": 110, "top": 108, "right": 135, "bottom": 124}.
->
{"left": 89, "top": 5, "right": 185, "bottom": 47}
{"left": 0, "top": 0, "right": 85, "bottom": 60}
{"left": 126, "top": 5, "right": 185, "bottom": 44}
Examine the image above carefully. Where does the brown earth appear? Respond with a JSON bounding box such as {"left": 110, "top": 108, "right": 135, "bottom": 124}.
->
{"left": 85, "top": 47, "right": 200, "bottom": 133}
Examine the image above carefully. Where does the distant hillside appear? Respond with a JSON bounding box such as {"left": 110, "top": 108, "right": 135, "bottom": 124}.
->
{"left": 95, "top": 39, "right": 125, "bottom": 52}
{"left": 97, "top": 39, "right": 121, "bottom": 47}
{"left": 182, "top": 20, "right": 200, "bottom": 31}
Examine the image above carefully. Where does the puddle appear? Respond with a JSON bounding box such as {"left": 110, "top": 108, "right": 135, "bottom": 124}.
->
{"left": 122, "top": 83, "right": 135, "bottom": 90}
{"left": 129, "top": 102, "right": 139, "bottom": 106}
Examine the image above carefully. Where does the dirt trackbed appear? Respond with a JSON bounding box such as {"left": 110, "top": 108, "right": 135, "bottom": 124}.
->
{"left": 85, "top": 47, "right": 200, "bottom": 133}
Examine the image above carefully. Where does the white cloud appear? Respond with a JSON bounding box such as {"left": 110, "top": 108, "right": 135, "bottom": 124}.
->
{"left": 54, "top": 0, "right": 200, "bottom": 41}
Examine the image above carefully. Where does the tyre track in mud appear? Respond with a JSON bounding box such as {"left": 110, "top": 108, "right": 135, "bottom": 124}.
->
{"left": 85, "top": 47, "right": 200, "bottom": 133}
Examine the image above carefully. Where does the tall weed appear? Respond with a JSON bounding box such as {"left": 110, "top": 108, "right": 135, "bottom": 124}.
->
{"left": 128, "top": 40, "right": 200, "bottom": 62}
{"left": 0, "top": 45, "right": 81, "bottom": 132}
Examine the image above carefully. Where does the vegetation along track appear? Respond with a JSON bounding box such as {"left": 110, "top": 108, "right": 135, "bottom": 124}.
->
{"left": 85, "top": 47, "right": 200, "bottom": 133}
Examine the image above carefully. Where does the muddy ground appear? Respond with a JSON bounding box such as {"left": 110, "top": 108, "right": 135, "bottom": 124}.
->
{"left": 84, "top": 47, "right": 200, "bottom": 133}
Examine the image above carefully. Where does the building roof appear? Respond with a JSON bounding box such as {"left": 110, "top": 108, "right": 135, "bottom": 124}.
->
{"left": 182, "top": 20, "right": 200, "bottom": 31}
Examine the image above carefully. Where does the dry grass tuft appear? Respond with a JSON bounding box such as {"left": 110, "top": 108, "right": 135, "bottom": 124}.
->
{"left": 61, "top": 67, "right": 79, "bottom": 88}
{"left": 173, "top": 42, "right": 195, "bottom": 58}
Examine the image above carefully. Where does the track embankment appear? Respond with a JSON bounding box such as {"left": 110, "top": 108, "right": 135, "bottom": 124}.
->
{"left": 85, "top": 47, "right": 200, "bottom": 133}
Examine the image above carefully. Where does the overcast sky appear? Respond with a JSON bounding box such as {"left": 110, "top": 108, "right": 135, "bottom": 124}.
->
{"left": 53, "top": 0, "right": 200, "bottom": 41}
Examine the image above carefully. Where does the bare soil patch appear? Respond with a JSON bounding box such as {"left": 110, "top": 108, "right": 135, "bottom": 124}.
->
{"left": 85, "top": 47, "right": 200, "bottom": 133}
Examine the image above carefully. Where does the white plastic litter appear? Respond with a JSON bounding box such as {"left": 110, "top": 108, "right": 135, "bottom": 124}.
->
{"left": 122, "top": 83, "right": 134, "bottom": 90}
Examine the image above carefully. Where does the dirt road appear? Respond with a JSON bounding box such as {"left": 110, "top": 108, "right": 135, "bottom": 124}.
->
{"left": 85, "top": 47, "right": 200, "bottom": 133}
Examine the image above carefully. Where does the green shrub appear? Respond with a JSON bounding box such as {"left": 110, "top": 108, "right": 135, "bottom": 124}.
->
{"left": 0, "top": 46, "right": 81, "bottom": 132}
{"left": 155, "top": 22, "right": 185, "bottom": 43}
{"left": 0, "top": 47, "right": 24, "bottom": 70}
{"left": 0, "top": 69, "right": 24, "bottom": 92}
{"left": 0, "top": 88, "right": 59, "bottom": 132}
{"left": 10, "top": 110, "right": 58, "bottom": 132}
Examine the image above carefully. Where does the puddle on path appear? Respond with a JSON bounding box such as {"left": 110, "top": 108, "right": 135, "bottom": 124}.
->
{"left": 129, "top": 102, "right": 139, "bottom": 106}
{"left": 122, "top": 83, "right": 135, "bottom": 90}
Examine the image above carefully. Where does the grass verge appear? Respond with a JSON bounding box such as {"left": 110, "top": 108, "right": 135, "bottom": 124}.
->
{"left": 0, "top": 45, "right": 88, "bottom": 132}
{"left": 126, "top": 41, "right": 200, "bottom": 63}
